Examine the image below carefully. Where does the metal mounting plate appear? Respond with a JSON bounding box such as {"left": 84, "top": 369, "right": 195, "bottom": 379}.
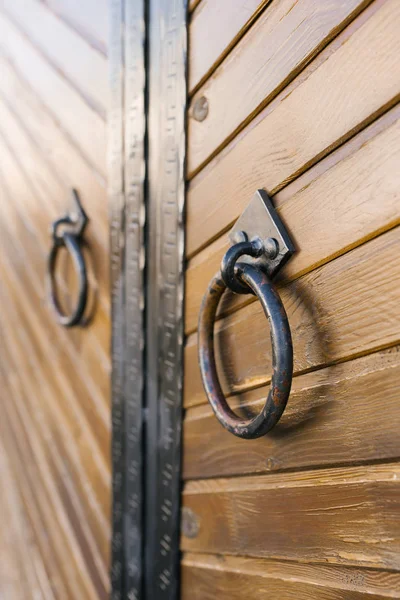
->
{"left": 229, "top": 189, "right": 295, "bottom": 278}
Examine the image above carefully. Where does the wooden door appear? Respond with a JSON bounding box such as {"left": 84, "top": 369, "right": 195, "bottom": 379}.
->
{"left": 181, "top": 0, "right": 400, "bottom": 597}
{"left": 0, "top": 1, "right": 111, "bottom": 598}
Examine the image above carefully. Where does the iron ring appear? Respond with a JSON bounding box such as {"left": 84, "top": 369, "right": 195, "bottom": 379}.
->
{"left": 47, "top": 231, "right": 88, "bottom": 327}
{"left": 198, "top": 263, "right": 293, "bottom": 439}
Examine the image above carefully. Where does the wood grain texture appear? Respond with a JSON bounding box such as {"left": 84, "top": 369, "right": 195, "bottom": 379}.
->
{"left": 0, "top": 354, "right": 105, "bottom": 600}
{"left": 0, "top": 107, "right": 111, "bottom": 414}
{"left": 182, "top": 553, "right": 400, "bottom": 599}
{"left": 186, "top": 0, "right": 400, "bottom": 255}
{"left": 0, "top": 0, "right": 108, "bottom": 117}
{"left": 183, "top": 347, "right": 400, "bottom": 479}
{"left": 188, "top": 0, "right": 371, "bottom": 174}
{"left": 0, "top": 3, "right": 110, "bottom": 597}
{"left": 189, "top": 0, "right": 271, "bottom": 93}
{"left": 42, "top": 0, "right": 109, "bottom": 56}
{"left": 0, "top": 150, "right": 111, "bottom": 566}
{"left": 185, "top": 104, "right": 400, "bottom": 334}
{"left": 182, "top": 463, "right": 400, "bottom": 569}
{"left": 0, "top": 11, "right": 107, "bottom": 176}
{"left": 185, "top": 226, "right": 400, "bottom": 407}
{"left": 189, "top": 0, "right": 203, "bottom": 12}
{"left": 0, "top": 429, "right": 57, "bottom": 600}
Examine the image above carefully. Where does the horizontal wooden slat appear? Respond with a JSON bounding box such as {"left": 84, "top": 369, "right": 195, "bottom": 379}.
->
{"left": 183, "top": 347, "right": 400, "bottom": 479}
{"left": 0, "top": 0, "right": 108, "bottom": 117}
{"left": 184, "top": 226, "right": 400, "bottom": 407}
{"left": 182, "top": 463, "right": 400, "bottom": 569}
{"left": 0, "top": 12, "right": 106, "bottom": 176}
{"left": 42, "top": 0, "right": 108, "bottom": 56}
{"left": 189, "top": 0, "right": 270, "bottom": 92}
{"left": 188, "top": 0, "right": 371, "bottom": 174}
{"left": 182, "top": 553, "right": 400, "bottom": 599}
{"left": 187, "top": 0, "right": 400, "bottom": 255}
{"left": 185, "top": 104, "right": 400, "bottom": 334}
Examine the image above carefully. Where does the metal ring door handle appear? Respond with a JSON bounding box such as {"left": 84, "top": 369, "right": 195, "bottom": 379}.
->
{"left": 198, "top": 239, "right": 293, "bottom": 439}
{"left": 47, "top": 190, "right": 89, "bottom": 327}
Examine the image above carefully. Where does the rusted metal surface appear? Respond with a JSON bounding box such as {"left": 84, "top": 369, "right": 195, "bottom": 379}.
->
{"left": 198, "top": 261, "right": 293, "bottom": 439}
{"left": 47, "top": 189, "right": 88, "bottom": 327}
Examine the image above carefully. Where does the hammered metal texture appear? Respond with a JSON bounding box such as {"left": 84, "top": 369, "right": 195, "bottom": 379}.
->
{"left": 110, "top": 0, "right": 146, "bottom": 597}
{"left": 145, "top": 0, "right": 188, "bottom": 598}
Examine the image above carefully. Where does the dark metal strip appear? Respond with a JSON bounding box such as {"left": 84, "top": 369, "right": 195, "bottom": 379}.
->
{"left": 145, "top": 0, "right": 188, "bottom": 598}
{"left": 109, "top": 0, "right": 126, "bottom": 597}
{"left": 123, "top": 0, "right": 146, "bottom": 596}
{"left": 109, "top": 0, "right": 146, "bottom": 597}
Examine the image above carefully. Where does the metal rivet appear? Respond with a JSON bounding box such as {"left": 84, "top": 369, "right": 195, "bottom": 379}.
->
{"left": 265, "top": 457, "right": 276, "bottom": 471}
{"left": 192, "top": 96, "right": 209, "bottom": 122}
{"left": 232, "top": 230, "right": 248, "bottom": 245}
{"left": 181, "top": 507, "right": 200, "bottom": 538}
{"left": 263, "top": 237, "right": 279, "bottom": 260}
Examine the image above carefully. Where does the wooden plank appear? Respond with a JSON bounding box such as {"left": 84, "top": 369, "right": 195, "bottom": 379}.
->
{"left": 0, "top": 382, "right": 66, "bottom": 599}
{"left": 189, "top": 0, "right": 202, "bottom": 12}
{"left": 0, "top": 223, "right": 110, "bottom": 489}
{"left": 0, "top": 12, "right": 106, "bottom": 176}
{"left": 181, "top": 463, "right": 400, "bottom": 569}
{"left": 188, "top": 0, "right": 371, "bottom": 173}
{"left": 0, "top": 166, "right": 111, "bottom": 504}
{"left": 0, "top": 90, "right": 110, "bottom": 313}
{"left": 184, "top": 226, "right": 400, "bottom": 407}
{"left": 2, "top": 357, "right": 109, "bottom": 599}
{"left": 0, "top": 363, "right": 102, "bottom": 600}
{"left": 0, "top": 79, "right": 110, "bottom": 323}
{"left": 186, "top": 0, "right": 400, "bottom": 255}
{"left": 189, "top": 0, "right": 271, "bottom": 93}
{"left": 182, "top": 553, "right": 400, "bottom": 599}
{"left": 42, "top": 0, "right": 109, "bottom": 56}
{"left": 0, "top": 0, "right": 108, "bottom": 118}
{"left": 0, "top": 242, "right": 111, "bottom": 539}
{"left": 0, "top": 279, "right": 110, "bottom": 570}
{"left": 0, "top": 434, "right": 55, "bottom": 600}
{"left": 0, "top": 130, "right": 111, "bottom": 427}
{"left": 183, "top": 347, "right": 400, "bottom": 479}
{"left": 0, "top": 54, "right": 107, "bottom": 226}
{"left": 185, "top": 104, "right": 400, "bottom": 333}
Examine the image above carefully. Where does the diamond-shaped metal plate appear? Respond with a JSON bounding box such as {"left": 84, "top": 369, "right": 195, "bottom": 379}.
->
{"left": 229, "top": 189, "right": 295, "bottom": 278}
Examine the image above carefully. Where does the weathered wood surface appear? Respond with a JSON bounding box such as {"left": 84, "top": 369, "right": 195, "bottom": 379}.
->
{"left": 189, "top": 0, "right": 202, "bottom": 12}
{"left": 0, "top": 428, "right": 57, "bottom": 599}
{"left": 187, "top": 0, "right": 400, "bottom": 254}
{"left": 0, "top": 11, "right": 106, "bottom": 176}
{"left": 183, "top": 347, "right": 400, "bottom": 479}
{"left": 0, "top": 2, "right": 110, "bottom": 597}
{"left": 185, "top": 104, "right": 400, "bottom": 334}
{"left": 181, "top": 463, "right": 400, "bottom": 569}
{"left": 188, "top": 0, "right": 371, "bottom": 174}
{"left": 41, "top": 0, "right": 109, "bottom": 56}
{"left": 182, "top": 553, "right": 400, "bottom": 599}
{"left": 183, "top": 0, "right": 400, "bottom": 596}
{"left": 189, "top": 0, "right": 271, "bottom": 92}
{"left": 185, "top": 226, "right": 400, "bottom": 407}
{"left": 0, "top": 0, "right": 108, "bottom": 117}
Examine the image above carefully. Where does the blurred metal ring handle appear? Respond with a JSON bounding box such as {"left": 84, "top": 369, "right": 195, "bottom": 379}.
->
{"left": 47, "top": 190, "right": 89, "bottom": 327}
